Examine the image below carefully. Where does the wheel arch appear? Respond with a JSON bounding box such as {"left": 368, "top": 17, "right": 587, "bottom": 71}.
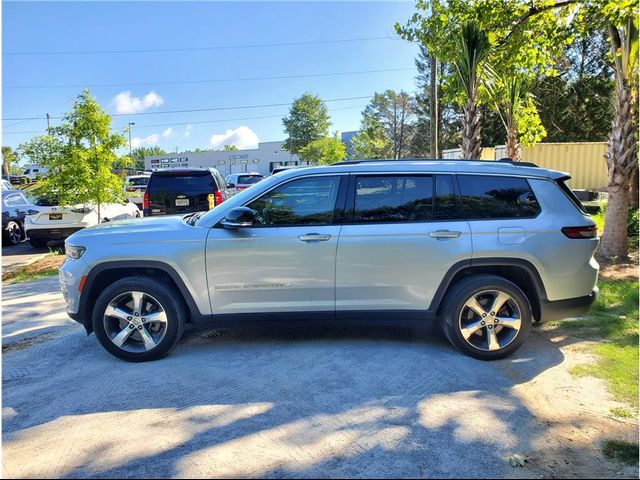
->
{"left": 78, "top": 261, "right": 205, "bottom": 334}
{"left": 429, "top": 258, "right": 548, "bottom": 322}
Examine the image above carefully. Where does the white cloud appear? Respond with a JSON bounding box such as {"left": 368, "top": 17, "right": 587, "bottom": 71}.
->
{"left": 162, "top": 127, "right": 173, "bottom": 137}
{"left": 111, "top": 91, "right": 164, "bottom": 114}
{"left": 210, "top": 126, "right": 259, "bottom": 150}
{"left": 130, "top": 133, "right": 160, "bottom": 149}
{"left": 183, "top": 125, "right": 193, "bottom": 138}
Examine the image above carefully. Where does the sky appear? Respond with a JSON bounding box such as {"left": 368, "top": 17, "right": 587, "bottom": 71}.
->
{"left": 2, "top": 1, "right": 420, "bottom": 156}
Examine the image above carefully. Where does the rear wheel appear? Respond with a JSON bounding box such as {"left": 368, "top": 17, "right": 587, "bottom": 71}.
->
{"left": 440, "top": 275, "right": 532, "bottom": 360}
{"left": 4, "top": 221, "right": 22, "bottom": 246}
{"left": 92, "top": 277, "right": 186, "bottom": 362}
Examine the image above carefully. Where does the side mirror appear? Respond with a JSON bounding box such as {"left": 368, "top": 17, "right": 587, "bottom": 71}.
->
{"left": 221, "top": 207, "right": 256, "bottom": 228}
{"left": 227, "top": 183, "right": 236, "bottom": 189}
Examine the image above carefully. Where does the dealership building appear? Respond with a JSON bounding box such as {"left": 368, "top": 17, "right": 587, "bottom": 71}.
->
{"left": 145, "top": 141, "right": 301, "bottom": 177}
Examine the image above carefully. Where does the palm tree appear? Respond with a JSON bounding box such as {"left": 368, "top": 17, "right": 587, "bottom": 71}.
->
{"left": 599, "top": 16, "right": 638, "bottom": 258}
{"left": 452, "top": 21, "right": 493, "bottom": 159}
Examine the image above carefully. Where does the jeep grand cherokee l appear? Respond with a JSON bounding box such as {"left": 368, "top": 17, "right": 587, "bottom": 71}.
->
{"left": 60, "top": 160, "right": 599, "bottom": 362}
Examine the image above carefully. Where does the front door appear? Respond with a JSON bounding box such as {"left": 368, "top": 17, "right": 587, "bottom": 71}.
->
{"left": 206, "top": 174, "right": 345, "bottom": 315}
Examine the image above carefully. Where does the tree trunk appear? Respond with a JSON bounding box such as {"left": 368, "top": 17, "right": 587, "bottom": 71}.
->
{"left": 2, "top": 161, "right": 9, "bottom": 177}
{"left": 599, "top": 79, "right": 637, "bottom": 258}
{"left": 600, "top": 186, "right": 630, "bottom": 258}
{"left": 505, "top": 126, "right": 521, "bottom": 161}
{"left": 462, "top": 96, "right": 482, "bottom": 159}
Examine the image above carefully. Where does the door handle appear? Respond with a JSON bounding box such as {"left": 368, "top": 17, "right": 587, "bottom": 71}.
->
{"left": 428, "top": 230, "right": 462, "bottom": 239}
{"left": 298, "top": 233, "right": 332, "bottom": 242}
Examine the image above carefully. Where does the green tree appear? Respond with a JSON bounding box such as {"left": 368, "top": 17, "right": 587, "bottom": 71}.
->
{"left": 282, "top": 93, "right": 330, "bottom": 155}
{"left": 451, "top": 21, "right": 494, "bottom": 159}
{"left": 298, "top": 137, "right": 347, "bottom": 165}
{"left": 352, "top": 90, "right": 417, "bottom": 160}
{"left": 486, "top": 73, "right": 547, "bottom": 161}
{"left": 2, "top": 146, "right": 19, "bottom": 177}
{"left": 224, "top": 144, "right": 238, "bottom": 151}
{"left": 350, "top": 116, "right": 392, "bottom": 160}
{"left": 397, "top": 1, "right": 575, "bottom": 157}
{"left": 19, "top": 90, "right": 127, "bottom": 215}
{"left": 131, "top": 146, "right": 167, "bottom": 170}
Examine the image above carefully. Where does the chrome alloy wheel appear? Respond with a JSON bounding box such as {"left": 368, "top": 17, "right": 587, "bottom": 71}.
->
{"left": 458, "top": 289, "right": 522, "bottom": 352}
{"left": 103, "top": 291, "right": 168, "bottom": 353}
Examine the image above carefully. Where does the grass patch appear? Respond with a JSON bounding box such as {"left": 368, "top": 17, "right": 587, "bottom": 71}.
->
{"left": 2, "top": 253, "right": 65, "bottom": 284}
{"left": 610, "top": 407, "right": 634, "bottom": 418}
{"left": 602, "top": 440, "right": 639, "bottom": 465}
{"left": 561, "top": 278, "right": 639, "bottom": 409}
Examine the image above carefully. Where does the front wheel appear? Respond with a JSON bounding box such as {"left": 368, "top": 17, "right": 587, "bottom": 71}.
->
{"left": 440, "top": 275, "right": 532, "bottom": 360}
{"left": 92, "top": 277, "right": 186, "bottom": 362}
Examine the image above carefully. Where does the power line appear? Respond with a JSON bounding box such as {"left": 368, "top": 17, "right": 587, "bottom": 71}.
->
{"left": 5, "top": 35, "right": 401, "bottom": 56}
{"left": 4, "top": 67, "right": 415, "bottom": 90}
{"left": 3, "top": 103, "right": 369, "bottom": 135}
{"left": 3, "top": 95, "right": 374, "bottom": 122}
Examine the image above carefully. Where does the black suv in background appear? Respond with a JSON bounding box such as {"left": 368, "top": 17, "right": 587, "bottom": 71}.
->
{"left": 143, "top": 168, "right": 229, "bottom": 216}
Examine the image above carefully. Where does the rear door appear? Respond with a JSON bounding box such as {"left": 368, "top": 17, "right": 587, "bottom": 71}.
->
{"left": 335, "top": 174, "right": 472, "bottom": 315}
{"left": 147, "top": 171, "right": 214, "bottom": 215}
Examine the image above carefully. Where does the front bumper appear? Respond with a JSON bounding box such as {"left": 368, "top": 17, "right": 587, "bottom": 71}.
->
{"left": 539, "top": 287, "right": 599, "bottom": 321}
{"left": 59, "top": 256, "right": 89, "bottom": 320}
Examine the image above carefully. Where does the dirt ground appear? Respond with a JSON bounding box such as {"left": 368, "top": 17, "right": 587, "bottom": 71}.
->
{"left": 2, "top": 278, "right": 638, "bottom": 479}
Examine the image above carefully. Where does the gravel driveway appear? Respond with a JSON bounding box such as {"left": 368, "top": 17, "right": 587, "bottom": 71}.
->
{"left": 3, "top": 278, "right": 638, "bottom": 478}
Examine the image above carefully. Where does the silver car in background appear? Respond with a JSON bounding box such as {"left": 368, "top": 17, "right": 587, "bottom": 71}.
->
{"left": 59, "top": 160, "right": 599, "bottom": 362}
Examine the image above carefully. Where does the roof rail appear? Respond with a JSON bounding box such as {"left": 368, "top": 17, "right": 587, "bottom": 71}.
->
{"left": 335, "top": 158, "right": 539, "bottom": 167}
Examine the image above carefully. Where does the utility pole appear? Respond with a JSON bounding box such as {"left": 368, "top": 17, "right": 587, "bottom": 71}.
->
{"left": 46, "top": 113, "right": 51, "bottom": 133}
{"left": 429, "top": 57, "right": 440, "bottom": 159}
{"left": 128, "top": 122, "right": 135, "bottom": 158}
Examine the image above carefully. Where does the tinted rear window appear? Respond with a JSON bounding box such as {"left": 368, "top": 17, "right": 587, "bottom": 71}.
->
{"left": 237, "top": 175, "right": 263, "bottom": 185}
{"left": 353, "top": 175, "right": 434, "bottom": 223}
{"left": 458, "top": 175, "right": 540, "bottom": 219}
{"left": 148, "top": 173, "right": 215, "bottom": 193}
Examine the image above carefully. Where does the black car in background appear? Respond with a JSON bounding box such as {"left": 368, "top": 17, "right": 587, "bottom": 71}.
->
{"left": 2, "top": 189, "right": 36, "bottom": 246}
{"left": 143, "top": 168, "right": 230, "bottom": 216}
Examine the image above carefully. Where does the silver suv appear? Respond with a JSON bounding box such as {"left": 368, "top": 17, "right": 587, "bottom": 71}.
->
{"left": 60, "top": 160, "right": 599, "bottom": 362}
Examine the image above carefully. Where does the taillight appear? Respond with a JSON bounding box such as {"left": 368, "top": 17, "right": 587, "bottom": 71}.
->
{"left": 143, "top": 192, "right": 149, "bottom": 210}
{"left": 126, "top": 187, "right": 135, "bottom": 192}
{"left": 562, "top": 225, "right": 597, "bottom": 239}
{"left": 215, "top": 191, "right": 224, "bottom": 206}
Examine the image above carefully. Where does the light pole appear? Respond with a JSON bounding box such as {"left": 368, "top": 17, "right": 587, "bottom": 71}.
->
{"left": 128, "top": 122, "right": 135, "bottom": 163}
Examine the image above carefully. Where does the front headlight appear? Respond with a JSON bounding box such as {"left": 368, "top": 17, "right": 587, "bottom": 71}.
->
{"left": 65, "top": 244, "right": 86, "bottom": 260}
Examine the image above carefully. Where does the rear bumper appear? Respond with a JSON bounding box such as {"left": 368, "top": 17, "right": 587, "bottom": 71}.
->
{"left": 27, "top": 227, "right": 84, "bottom": 241}
{"left": 539, "top": 287, "right": 598, "bottom": 321}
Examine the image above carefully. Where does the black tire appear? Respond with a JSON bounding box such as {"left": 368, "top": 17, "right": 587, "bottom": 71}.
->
{"left": 4, "top": 221, "right": 23, "bottom": 246}
{"left": 28, "top": 237, "right": 48, "bottom": 249}
{"left": 440, "top": 274, "right": 532, "bottom": 360}
{"left": 92, "top": 276, "right": 186, "bottom": 362}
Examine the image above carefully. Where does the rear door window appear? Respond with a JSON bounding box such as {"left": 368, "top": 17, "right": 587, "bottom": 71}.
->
{"left": 458, "top": 175, "right": 540, "bottom": 219}
{"left": 353, "top": 175, "right": 433, "bottom": 223}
